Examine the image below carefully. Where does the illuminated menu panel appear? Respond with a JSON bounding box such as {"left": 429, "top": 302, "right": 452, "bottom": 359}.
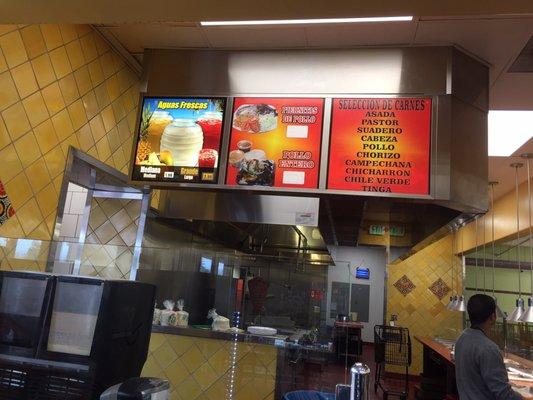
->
{"left": 131, "top": 97, "right": 226, "bottom": 183}
{"left": 226, "top": 97, "right": 324, "bottom": 189}
{"left": 327, "top": 97, "right": 432, "bottom": 195}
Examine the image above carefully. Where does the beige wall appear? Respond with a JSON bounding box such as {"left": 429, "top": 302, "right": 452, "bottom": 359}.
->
{"left": 461, "top": 178, "right": 533, "bottom": 252}
{"left": 0, "top": 23, "right": 139, "bottom": 243}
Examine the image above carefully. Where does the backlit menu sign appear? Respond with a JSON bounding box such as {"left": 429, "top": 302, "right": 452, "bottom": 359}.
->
{"left": 131, "top": 97, "right": 226, "bottom": 183}
{"left": 226, "top": 97, "right": 324, "bottom": 189}
{"left": 327, "top": 97, "right": 432, "bottom": 195}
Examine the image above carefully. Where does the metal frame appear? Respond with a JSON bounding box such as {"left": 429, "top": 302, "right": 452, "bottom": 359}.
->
{"left": 72, "top": 170, "right": 95, "bottom": 276}
{"left": 48, "top": 147, "right": 151, "bottom": 280}
{"left": 128, "top": 93, "right": 437, "bottom": 201}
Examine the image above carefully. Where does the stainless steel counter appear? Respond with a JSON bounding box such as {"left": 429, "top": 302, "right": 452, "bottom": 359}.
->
{"left": 152, "top": 325, "right": 289, "bottom": 347}
{"left": 151, "top": 325, "right": 334, "bottom": 353}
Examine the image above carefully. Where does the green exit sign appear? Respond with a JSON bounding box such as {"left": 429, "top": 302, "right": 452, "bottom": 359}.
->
{"left": 390, "top": 226, "right": 405, "bottom": 237}
{"left": 369, "top": 225, "right": 385, "bottom": 235}
{"left": 369, "top": 225, "right": 405, "bottom": 237}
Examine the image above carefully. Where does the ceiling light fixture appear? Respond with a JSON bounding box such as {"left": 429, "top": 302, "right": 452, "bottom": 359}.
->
{"left": 488, "top": 111, "right": 533, "bottom": 157}
{"left": 200, "top": 16, "right": 413, "bottom": 26}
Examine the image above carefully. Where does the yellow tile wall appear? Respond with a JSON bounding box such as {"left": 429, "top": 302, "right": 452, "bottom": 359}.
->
{"left": 142, "top": 333, "right": 277, "bottom": 400}
{"left": 0, "top": 24, "right": 139, "bottom": 246}
{"left": 386, "top": 235, "right": 463, "bottom": 375}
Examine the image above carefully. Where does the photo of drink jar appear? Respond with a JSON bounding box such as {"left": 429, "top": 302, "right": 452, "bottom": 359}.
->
{"left": 160, "top": 119, "right": 204, "bottom": 167}
{"left": 198, "top": 149, "right": 218, "bottom": 168}
{"left": 196, "top": 111, "right": 223, "bottom": 150}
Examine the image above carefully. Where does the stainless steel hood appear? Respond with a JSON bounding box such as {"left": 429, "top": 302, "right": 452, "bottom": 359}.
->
{"left": 139, "top": 46, "right": 489, "bottom": 260}
{"left": 152, "top": 190, "right": 332, "bottom": 263}
{"left": 152, "top": 212, "right": 333, "bottom": 265}
{"left": 153, "top": 189, "right": 468, "bottom": 262}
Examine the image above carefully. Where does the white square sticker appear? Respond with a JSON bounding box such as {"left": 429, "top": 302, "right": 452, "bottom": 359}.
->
{"left": 286, "top": 125, "right": 308, "bottom": 138}
{"left": 283, "top": 171, "right": 305, "bottom": 185}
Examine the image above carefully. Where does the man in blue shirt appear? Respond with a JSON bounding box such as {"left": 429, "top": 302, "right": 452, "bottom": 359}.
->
{"left": 455, "top": 294, "right": 523, "bottom": 400}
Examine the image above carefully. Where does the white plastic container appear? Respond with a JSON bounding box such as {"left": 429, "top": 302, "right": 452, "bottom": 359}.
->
{"left": 160, "top": 119, "right": 203, "bottom": 166}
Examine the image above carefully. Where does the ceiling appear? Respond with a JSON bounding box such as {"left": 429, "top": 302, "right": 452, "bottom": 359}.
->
{"left": 4, "top": 1, "right": 533, "bottom": 24}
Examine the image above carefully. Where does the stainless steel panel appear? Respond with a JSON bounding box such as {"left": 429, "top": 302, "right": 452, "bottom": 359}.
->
{"left": 431, "top": 95, "right": 452, "bottom": 201}
{"left": 160, "top": 190, "right": 320, "bottom": 227}
{"left": 319, "top": 97, "right": 332, "bottom": 190}
{"left": 449, "top": 97, "right": 489, "bottom": 213}
{"left": 144, "top": 47, "right": 450, "bottom": 96}
{"left": 451, "top": 48, "right": 490, "bottom": 112}
{"left": 130, "top": 192, "right": 151, "bottom": 281}
{"left": 217, "top": 97, "right": 234, "bottom": 185}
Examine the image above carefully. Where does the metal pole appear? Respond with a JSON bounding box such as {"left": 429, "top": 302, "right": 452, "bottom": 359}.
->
{"left": 508, "top": 163, "right": 525, "bottom": 323}
{"left": 512, "top": 164, "right": 522, "bottom": 299}
{"left": 490, "top": 182, "right": 497, "bottom": 298}
{"left": 474, "top": 217, "right": 478, "bottom": 292}
{"left": 483, "top": 215, "right": 486, "bottom": 293}
{"left": 525, "top": 156, "right": 533, "bottom": 299}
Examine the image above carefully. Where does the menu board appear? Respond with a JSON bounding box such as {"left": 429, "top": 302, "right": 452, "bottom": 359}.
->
{"left": 131, "top": 97, "right": 226, "bottom": 183}
{"left": 328, "top": 97, "right": 432, "bottom": 195}
{"left": 226, "top": 97, "right": 324, "bottom": 188}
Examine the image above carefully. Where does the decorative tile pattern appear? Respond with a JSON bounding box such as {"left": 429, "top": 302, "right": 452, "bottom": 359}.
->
{"left": 393, "top": 274, "right": 416, "bottom": 296}
{"left": 0, "top": 180, "right": 15, "bottom": 226}
{"left": 428, "top": 277, "right": 451, "bottom": 300}
{"left": 142, "top": 333, "right": 276, "bottom": 400}
{"left": 387, "top": 235, "right": 463, "bottom": 375}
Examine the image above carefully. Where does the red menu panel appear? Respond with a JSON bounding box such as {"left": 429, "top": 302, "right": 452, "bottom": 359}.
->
{"left": 328, "top": 98, "right": 432, "bottom": 195}
{"left": 226, "top": 97, "right": 324, "bottom": 189}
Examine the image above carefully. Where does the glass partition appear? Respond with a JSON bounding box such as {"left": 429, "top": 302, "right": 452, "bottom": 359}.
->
{"left": 0, "top": 275, "right": 48, "bottom": 348}
{"left": 47, "top": 280, "right": 103, "bottom": 356}
{"left": 464, "top": 237, "right": 532, "bottom": 360}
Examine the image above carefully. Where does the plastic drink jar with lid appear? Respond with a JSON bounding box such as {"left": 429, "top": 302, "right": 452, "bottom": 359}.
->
{"left": 196, "top": 111, "right": 223, "bottom": 150}
{"left": 160, "top": 119, "right": 203, "bottom": 166}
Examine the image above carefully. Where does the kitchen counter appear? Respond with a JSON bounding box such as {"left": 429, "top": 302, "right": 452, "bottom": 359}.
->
{"left": 415, "top": 336, "right": 532, "bottom": 399}
{"left": 152, "top": 325, "right": 334, "bottom": 353}
{"left": 152, "top": 324, "right": 289, "bottom": 347}
{"left": 333, "top": 321, "right": 364, "bottom": 329}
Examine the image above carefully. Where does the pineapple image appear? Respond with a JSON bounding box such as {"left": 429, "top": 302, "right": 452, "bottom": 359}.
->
{"left": 136, "top": 105, "right": 153, "bottom": 164}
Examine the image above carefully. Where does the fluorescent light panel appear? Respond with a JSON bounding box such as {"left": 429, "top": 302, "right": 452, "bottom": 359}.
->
{"left": 201, "top": 16, "right": 413, "bottom": 26}
{"left": 488, "top": 110, "right": 533, "bottom": 157}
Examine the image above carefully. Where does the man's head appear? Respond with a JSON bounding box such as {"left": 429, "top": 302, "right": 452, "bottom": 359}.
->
{"left": 467, "top": 294, "right": 497, "bottom": 328}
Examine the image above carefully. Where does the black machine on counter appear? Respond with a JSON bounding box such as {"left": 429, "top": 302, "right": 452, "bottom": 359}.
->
{"left": 0, "top": 270, "right": 156, "bottom": 399}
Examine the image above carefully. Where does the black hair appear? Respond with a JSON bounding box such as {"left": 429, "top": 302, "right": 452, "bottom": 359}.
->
{"left": 467, "top": 294, "right": 496, "bottom": 326}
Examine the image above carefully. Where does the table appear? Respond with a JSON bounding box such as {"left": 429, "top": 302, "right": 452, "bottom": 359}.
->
{"left": 415, "top": 336, "right": 532, "bottom": 400}
{"left": 333, "top": 322, "right": 364, "bottom": 360}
